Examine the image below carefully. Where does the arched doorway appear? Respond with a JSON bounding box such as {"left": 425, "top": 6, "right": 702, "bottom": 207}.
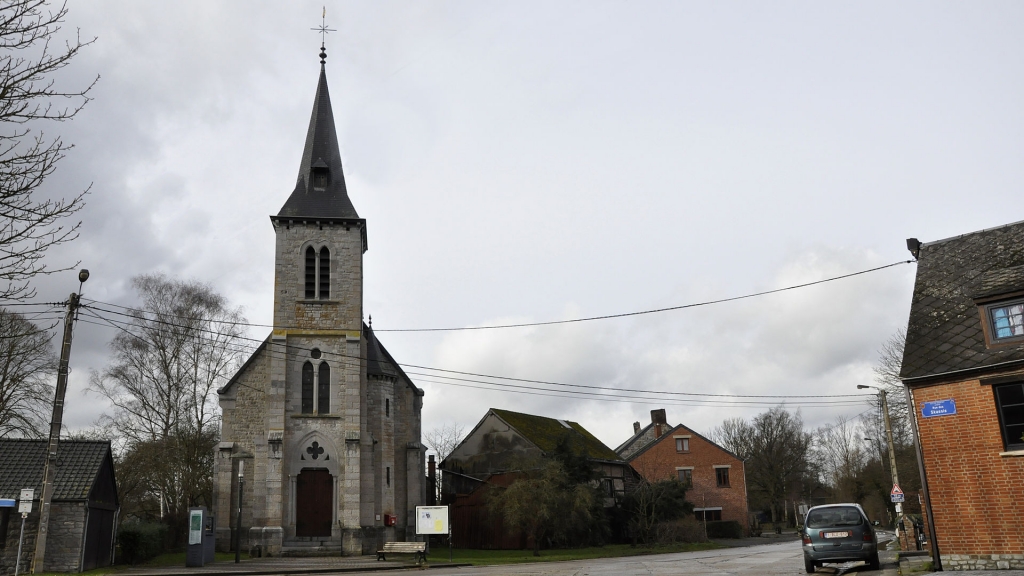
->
{"left": 296, "top": 468, "right": 333, "bottom": 537}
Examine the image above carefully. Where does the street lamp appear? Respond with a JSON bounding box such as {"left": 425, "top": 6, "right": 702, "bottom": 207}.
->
{"left": 234, "top": 461, "right": 244, "bottom": 564}
{"left": 858, "top": 385, "right": 902, "bottom": 518}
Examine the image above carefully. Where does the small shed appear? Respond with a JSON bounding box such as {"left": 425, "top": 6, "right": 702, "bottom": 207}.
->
{"left": 0, "top": 439, "right": 119, "bottom": 574}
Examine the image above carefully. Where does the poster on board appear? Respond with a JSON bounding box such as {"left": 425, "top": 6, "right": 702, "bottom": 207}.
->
{"left": 415, "top": 506, "right": 449, "bottom": 535}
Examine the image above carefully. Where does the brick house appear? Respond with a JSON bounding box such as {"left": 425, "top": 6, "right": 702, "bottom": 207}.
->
{"left": 0, "top": 440, "right": 118, "bottom": 574}
{"left": 900, "top": 223, "right": 1024, "bottom": 571}
{"left": 618, "top": 410, "right": 748, "bottom": 530}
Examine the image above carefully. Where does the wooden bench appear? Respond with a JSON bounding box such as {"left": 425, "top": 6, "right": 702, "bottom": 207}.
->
{"left": 376, "top": 541, "right": 427, "bottom": 563}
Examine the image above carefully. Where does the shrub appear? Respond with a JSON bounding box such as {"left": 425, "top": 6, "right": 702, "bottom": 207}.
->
{"left": 654, "top": 518, "right": 708, "bottom": 544}
{"left": 117, "top": 521, "right": 168, "bottom": 565}
{"left": 704, "top": 520, "right": 743, "bottom": 539}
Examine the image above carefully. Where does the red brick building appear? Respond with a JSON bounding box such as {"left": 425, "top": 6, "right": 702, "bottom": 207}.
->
{"left": 900, "top": 224, "right": 1024, "bottom": 571}
{"left": 618, "top": 410, "right": 748, "bottom": 530}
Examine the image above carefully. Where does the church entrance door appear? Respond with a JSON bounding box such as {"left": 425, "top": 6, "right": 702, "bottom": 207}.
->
{"left": 296, "top": 468, "right": 333, "bottom": 537}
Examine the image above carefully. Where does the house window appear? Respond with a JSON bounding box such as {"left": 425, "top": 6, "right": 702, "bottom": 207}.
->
{"left": 317, "top": 362, "right": 330, "bottom": 414}
{"left": 301, "top": 361, "right": 314, "bottom": 414}
{"left": 675, "top": 437, "right": 689, "bottom": 452}
{"left": 995, "top": 382, "right": 1024, "bottom": 451}
{"left": 990, "top": 302, "right": 1024, "bottom": 340}
{"left": 715, "top": 467, "right": 730, "bottom": 487}
{"left": 677, "top": 468, "right": 692, "bottom": 488}
{"left": 695, "top": 508, "right": 722, "bottom": 521}
{"left": 304, "top": 246, "right": 330, "bottom": 299}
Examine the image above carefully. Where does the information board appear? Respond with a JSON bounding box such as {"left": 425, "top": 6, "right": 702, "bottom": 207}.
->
{"left": 415, "top": 506, "right": 449, "bottom": 535}
{"left": 188, "top": 509, "right": 203, "bottom": 545}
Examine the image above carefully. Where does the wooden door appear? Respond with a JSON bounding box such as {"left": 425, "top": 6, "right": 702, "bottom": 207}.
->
{"left": 296, "top": 469, "right": 333, "bottom": 537}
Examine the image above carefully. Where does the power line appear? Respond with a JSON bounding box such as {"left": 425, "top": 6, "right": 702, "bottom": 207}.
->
{"left": 79, "top": 307, "right": 879, "bottom": 405}
{"left": 79, "top": 259, "right": 913, "bottom": 334}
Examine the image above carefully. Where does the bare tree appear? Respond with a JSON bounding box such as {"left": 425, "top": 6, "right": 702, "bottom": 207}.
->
{"left": 0, "top": 308, "right": 57, "bottom": 437}
{"left": 424, "top": 421, "right": 465, "bottom": 502}
{"left": 0, "top": 0, "right": 98, "bottom": 301}
{"left": 812, "top": 415, "right": 867, "bottom": 502}
{"left": 88, "top": 274, "right": 247, "bottom": 526}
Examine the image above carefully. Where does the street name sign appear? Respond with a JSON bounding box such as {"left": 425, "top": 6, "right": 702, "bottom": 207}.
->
{"left": 890, "top": 484, "right": 905, "bottom": 503}
{"left": 922, "top": 399, "right": 956, "bottom": 418}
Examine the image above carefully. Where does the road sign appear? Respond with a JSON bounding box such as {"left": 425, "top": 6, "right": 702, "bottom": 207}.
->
{"left": 18, "top": 489, "right": 32, "bottom": 514}
{"left": 890, "top": 484, "right": 905, "bottom": 503}
{"left": 922, "top": 399, "right": 956, "bottom": 418}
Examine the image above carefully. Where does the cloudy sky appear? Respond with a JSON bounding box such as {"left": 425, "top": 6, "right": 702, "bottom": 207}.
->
{"left": 24, "top": 1, "right": 1024, "bottom": 449}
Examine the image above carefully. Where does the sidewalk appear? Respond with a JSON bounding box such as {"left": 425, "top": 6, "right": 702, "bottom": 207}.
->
{"left": 120, "top": 556, "right": 469, "bottom": 576}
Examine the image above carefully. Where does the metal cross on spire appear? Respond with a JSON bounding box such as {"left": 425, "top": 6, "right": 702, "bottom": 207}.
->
{"left": 311, "top": 6, "right": 336, "bottom": 64}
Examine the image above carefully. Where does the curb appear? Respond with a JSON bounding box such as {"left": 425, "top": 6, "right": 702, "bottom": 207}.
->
{"left": 122, "top": 563, "right": 473, "bottom": 576}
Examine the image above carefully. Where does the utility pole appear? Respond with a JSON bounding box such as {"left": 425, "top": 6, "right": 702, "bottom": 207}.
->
{"left": 859, "top": 385, "right": 901, "bottom": 513}
{"left": 31, "top": 270, "right": 88, "bottom": 574}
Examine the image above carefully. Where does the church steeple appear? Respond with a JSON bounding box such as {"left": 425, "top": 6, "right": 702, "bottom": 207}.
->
{"left": 277, "top": 48, "right": 359, "bottom": 220}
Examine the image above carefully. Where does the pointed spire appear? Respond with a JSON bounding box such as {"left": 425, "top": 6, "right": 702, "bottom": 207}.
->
{"left": 276, "top": 52, "right": 358, "bottom": 220}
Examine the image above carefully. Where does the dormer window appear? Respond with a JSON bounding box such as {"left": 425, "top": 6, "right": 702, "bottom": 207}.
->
{"left": 990, "top": 301, "right": 1024, "bottom": 340}
{"left": 312, "top": 167, "right": 329, "bottom": 190}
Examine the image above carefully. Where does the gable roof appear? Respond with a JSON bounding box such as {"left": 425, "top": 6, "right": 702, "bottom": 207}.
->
{"left": 366, "top": 322, "right": 423, "bottom": 396}
{"left": 614, "top": 420, "right": 675, "bottom": 456}
{"left": 626, "top": 424, "right": 743, "bottom": 462}
{"left": 218, "top": 334, "right": 269, "bottom": 395}
{"left": 275, "top": 63, "right": 360, "bottom": 221}
{"left": 901, "top": 220, "right": 1024, "bottom": 382}
{"left": 0, "top": 439, "right": 114, "bottom": 501}
{"left": 490, "top": 408, "right": 622, "bottom": 462}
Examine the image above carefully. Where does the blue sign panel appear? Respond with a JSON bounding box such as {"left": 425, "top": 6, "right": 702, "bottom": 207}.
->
{"left": 0, "top": 499, "right": 14, "bottom": 508}
{"left": 922, "top": 399, "right": 956, "bottom": 418}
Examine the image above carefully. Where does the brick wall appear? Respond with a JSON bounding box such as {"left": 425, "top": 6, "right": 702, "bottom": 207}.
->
{"left": 629, "top": 426, "right": 747, "bottom": 530}
{"left": 911, "top": 378, "right": 1024, "bottom": 570}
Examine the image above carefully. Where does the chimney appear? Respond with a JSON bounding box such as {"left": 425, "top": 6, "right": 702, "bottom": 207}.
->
{"left": 633, "top": 421, "right": 641, "bottom": 435}
{"left": 651, "top": 409, "right": 667, "bottom": 437}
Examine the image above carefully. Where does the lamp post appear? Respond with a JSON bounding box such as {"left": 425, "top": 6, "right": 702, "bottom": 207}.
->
{"left": 858, "top": 385, "right": 902, "bottom": 517}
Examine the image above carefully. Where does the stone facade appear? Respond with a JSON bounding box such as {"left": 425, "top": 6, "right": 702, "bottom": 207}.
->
{"left": 0, "top": 503, "right": 98, "bottom": 575}
{"left": 214, "top": 60, "right": 424, "bottom": 557}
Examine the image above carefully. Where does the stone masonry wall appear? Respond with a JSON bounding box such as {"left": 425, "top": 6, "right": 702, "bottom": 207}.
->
{"left": 0, "top": 511, "right": 38, "bottom": 576}
{"left": 629, "top": 426, "right": 748, "bottom": 531}
{"left": 43, "top": 502, "right": 86, "bottom": 573}
{"left": 911, "top": 377, "right": 1024, "bottom": 561}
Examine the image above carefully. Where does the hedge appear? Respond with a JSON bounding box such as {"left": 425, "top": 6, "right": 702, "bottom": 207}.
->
{"left": 118, "top": 521, "right": 168, "bottom": 565}
{"left": 704, "top": 520, "right": 743, "bottom": 539}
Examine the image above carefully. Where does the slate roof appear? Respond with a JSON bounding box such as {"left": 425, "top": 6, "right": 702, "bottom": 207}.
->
{"left": 614, "top": 421, "right": 672, "bottom": 457}
{"left": 365, "top": 322, "right": 394, "bottom": 378}
{"left": 901, "top": 220, "right": 1024, "bottom": 382}
{"left": 490, "top": 409, "right": 623, "bottom": 462}
{"left": 276, "top": 63, "right": 359, "bottom": 221}
{"left": 0, "top": 439, "right": 112, "bottom": 501}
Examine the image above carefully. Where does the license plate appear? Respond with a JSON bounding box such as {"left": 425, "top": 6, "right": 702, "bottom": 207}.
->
{"left": 824, "top": 531, "right": 849, "bottom": 538}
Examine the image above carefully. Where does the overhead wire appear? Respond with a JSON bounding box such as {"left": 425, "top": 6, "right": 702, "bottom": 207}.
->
{"left": 78, "top": 307, "right": 879, "bottom": 407}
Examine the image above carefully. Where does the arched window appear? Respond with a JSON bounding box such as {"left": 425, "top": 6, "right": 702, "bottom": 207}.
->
{"left": 304, "top": 247, "right": 316, "bottom": 299}
{"left": 318, "top": 247, "right": 330, "bottom": 299}
{"left": 317, "top": 362, "right": 330, "bottom": 414}
{"left": 301, "top": 361, "right": 314, "bottom": 414}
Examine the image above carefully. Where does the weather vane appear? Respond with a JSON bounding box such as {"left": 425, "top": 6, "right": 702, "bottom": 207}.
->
{"left": 311, "top": 6, "right": 336, "bottom": 64}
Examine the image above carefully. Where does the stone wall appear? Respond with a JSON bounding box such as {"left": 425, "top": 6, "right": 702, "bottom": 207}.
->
{"left": 44, "top": 502, "right": 86, "bottom": 572}
{"left": 0, "top": 511, "right": 38, "bottom": 576}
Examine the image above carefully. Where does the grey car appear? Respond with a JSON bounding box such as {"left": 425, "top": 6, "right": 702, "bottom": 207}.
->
{"left": 802, "top": 503, "right": 880, "bottom": 572}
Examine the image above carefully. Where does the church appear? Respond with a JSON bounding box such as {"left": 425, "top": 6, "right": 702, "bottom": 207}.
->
{"left": 213, "top": 43, "right": 425, "bottom": 556}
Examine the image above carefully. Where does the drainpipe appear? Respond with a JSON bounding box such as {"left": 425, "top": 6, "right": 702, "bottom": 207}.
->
{"left": 904, "top": 385, "right": 942, "bottom": 571}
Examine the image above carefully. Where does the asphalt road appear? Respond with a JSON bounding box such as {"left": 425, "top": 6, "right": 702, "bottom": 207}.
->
{"left": 360, "top": 541, "right": 898, "bottom": 576}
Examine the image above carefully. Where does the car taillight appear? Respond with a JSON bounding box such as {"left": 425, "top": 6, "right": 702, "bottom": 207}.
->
{"left": 802, "top": 533, "right": 812, "bottom": 544}
{"left": 863, "top": 531, "right": 873, "bottom": 542}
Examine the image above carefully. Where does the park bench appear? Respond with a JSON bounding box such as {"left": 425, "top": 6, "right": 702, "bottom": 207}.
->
{"left": 376, "top": 541, "right": 427, "bottom": 563}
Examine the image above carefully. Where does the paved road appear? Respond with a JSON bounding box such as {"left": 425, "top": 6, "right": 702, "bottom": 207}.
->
{"left": 361, "top": 541, "right": 896, "bottom": 576}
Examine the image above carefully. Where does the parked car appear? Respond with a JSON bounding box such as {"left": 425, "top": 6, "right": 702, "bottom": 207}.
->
{"left": 801, "top": 503, "right": 879, "bottom": 573}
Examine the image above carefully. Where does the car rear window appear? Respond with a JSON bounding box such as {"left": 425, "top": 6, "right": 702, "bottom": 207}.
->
{"left": 806, "top": 506, "right": 863, "bottom": 528}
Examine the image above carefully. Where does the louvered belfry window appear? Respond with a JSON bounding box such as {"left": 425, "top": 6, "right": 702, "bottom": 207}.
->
{"left": 317, "top": 362, "right": 330, "bottom": 414}
{"left": 301, "top": 361, "right": 314, "bottom": 414}
{"left": 304, "top": 247, "right": 316, "bottom": 299}
{"left": 319, "top": 247, "right": 330, "bottom": 299}
{"left": 304, "top": 246, "right": 331, "bottom": 299}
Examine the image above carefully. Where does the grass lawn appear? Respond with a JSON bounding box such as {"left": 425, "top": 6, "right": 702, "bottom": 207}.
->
{"left": 426, "top": 542, "right": 722, "bottom": 565}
